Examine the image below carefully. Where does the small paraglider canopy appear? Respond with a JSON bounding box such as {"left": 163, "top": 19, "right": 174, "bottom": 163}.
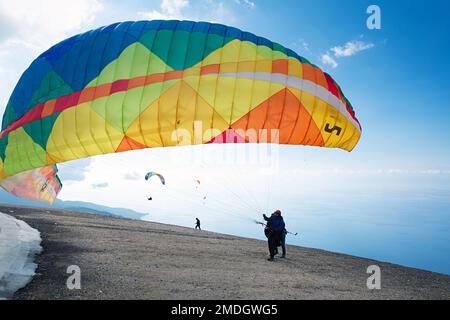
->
{"left": 145, "top": 172, "right": 165, "bottom": 185}
{"left": 144, "top": 172, "right": 165, "bottom": 201}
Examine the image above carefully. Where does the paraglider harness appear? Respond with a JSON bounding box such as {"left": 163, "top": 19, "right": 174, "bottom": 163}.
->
{"left": 257, "top": 222, "right": 287, "bottom": 247}
{"left": 264, "top": 225, "right": 271, "bottom": 238}
{"left": 256, "top": 221, "right": 298, "bottom": 238}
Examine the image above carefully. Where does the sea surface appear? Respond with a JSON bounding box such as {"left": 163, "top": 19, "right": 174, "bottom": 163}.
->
{"left": 143, "top": 173, "right": 450, "bottom": 275}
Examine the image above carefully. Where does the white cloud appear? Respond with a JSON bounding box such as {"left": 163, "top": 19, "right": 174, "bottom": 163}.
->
{"left": 124, "top": 172, "right": 141, "bottom": 181}
{"left": 292, "top": 38, "right": 310, "bottom": 53}
{"left": 92, "top": 182, "right": 109, "bottom": 189}
{"left": 138, "top": 0, "right": 190, "bottom": 20}
{"left": 331, "top": 40, "right": 374, "bottom": 58}
{"left": 0, "top": 0, "right": 104, "bottom": 50}
{"left": 318, "top": 40, "right": 374, "bottom": 69}
{"left": 0, "top": 10, "right": 14, "bottom": 43}
{"left": 209, "top": 1, "right": 236, "bottom": 23}
{"left": 320, "top": 53, "right": 338, "bottom": 69}
{"left": 57, "top": 158, "right": 93, "bottom": 182}
{"left": 234, "top": 0, "right": 256, "bottom": 9}
{"left": 299, "top": 39, "right": 310, "bottom": 52}
{"left": 160, "top": 0, "right": 189, "bottom": 16}
{"left": 0, "top": 0, "right": 104, "bottom": 112}
{"left": 138, "top": 0, "right": 237, "bottom": 25}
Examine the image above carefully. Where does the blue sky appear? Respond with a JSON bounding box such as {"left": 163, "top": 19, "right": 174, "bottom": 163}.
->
{"left": 0, "top": 0, "right": 449, "bottom": 199}
{"left": 1, "top": 0, "right": 449, "bottom": 173}
{"left": 0, "top": 0, "right": 449, "bottom": 203}
{"left": 1, "top": 0, "right": 450, "bottom": 273}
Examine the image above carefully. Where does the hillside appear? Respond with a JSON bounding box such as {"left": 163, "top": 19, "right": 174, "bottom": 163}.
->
{"left": 2, "top": 205, "right": 449, "bottom": 300}
{"left": 0, "top": 189, "right": 146, "bottom": 220}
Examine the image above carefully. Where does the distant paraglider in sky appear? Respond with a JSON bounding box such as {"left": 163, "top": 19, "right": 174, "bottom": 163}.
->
{"left": 0, "top": 20, "right": 361, "bottom": 204}
{"left": 145, "top": 172, "right": 166, "bottom": 185}
{"left": 145, "top": 171, "right": 165, "bottom": 200}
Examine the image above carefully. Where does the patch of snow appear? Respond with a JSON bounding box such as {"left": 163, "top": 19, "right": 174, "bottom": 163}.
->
{"left": 0, "top": 212, "right": 42, "bottom": 299}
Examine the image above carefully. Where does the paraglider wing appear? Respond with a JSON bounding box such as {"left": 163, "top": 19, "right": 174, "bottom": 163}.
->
{"left": 0, "top": 166, "right": 61, "bottom": 204}
{"left": 0, "top": 20, "right": 361, "bottom": 203}
{"left": 145, "top": 172, "right": 165, "bottom": 185}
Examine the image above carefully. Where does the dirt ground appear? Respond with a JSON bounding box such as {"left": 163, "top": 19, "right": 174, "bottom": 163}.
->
{"left": 2, "top": 205, "right": 449, "bottom": 300}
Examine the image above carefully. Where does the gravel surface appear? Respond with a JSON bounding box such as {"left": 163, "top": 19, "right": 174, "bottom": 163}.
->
{"left": 2, "top": 205, "right": 449, "bottom": 300}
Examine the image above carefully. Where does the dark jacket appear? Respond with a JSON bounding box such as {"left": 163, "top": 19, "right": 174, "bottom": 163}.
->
{"left": 263, "top": 214, "right": 285, "bottom": 233}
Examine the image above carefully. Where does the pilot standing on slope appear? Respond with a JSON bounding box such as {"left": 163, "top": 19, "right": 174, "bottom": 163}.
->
{"left": 263, "top": 210, "right": 285, "bottom": 261}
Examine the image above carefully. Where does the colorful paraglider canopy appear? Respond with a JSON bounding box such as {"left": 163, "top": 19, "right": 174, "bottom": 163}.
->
{"left": 0, "top": 20, "right": 361, "bottom": 204}
{"left": 145, "top": 172, "right": 166, "bottom": 185}
{"left": 0, "top": 165, "right": 61, "bottom": 203}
